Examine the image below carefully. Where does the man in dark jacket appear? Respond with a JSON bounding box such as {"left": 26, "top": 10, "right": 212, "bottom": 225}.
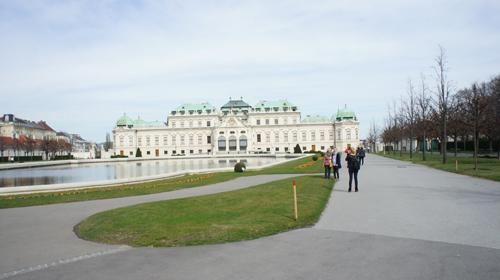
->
{"left": 331, "top": 147, "right": 342, "bottom": 179}
{"left": 345, "top": 151, "right": 360, "bottom": 192}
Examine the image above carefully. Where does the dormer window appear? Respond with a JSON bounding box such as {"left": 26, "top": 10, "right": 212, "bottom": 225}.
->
{"left": 273, "top": 107, "right": 279, "bottom": 112}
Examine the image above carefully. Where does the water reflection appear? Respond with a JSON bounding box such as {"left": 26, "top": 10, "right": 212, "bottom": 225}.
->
{"left": 0, "top": 157, "right": 286, "bottom": 188}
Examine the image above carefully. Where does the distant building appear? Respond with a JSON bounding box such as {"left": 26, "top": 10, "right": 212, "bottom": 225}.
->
{"left": 113, "top": 99, "right": 360, "bottom": 158}
{"left": 0, "top": 114, "right": 56, "bottom": 141}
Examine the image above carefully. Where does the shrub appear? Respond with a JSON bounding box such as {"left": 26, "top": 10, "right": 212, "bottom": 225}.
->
{"left": 136, "top": 148, "right": 142, "bottom": 157}
{"left": 294, "top": 144, "right": 302, "bottom": 154}
{"left": 234, "top": 162, "right": 246, "bottom": 172}
{"left": 318, "top": 151, "right": 325, "bottom": 157}
{"left": 312, "top": 154, "right": 319, "bottom": 161}
{"left": 111, "top": 155, "right": 128, "bottom": 158}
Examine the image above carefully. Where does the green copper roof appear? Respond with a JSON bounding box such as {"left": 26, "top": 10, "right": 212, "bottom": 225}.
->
{"left": 221, "top": 99, "right": 251, "bottom": 110}
{"left": 302, "top": 115, "right": 331, "bottom": 123}
{"left": 254, "top": 100, "right": 296, "bottom": 110}
{"left": 117, "top": 114, "right": 164, "bottom": 128}
{"left": 174, "top": 102, "right": 216, "bottom": 113}
{"left": 335, "top": 107, "right": 357, "bottom": 121}
{"left": 116, "top": 113, "right": 134, "bottom": 126}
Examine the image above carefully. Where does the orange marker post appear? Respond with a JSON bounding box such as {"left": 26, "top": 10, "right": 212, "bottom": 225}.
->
{"left": 293, "top": 179, "right": 298, "bottom": 220}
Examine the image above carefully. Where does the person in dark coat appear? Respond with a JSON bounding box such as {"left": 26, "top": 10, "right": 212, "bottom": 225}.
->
{"left": 345, "top": 150, "right": 360, "bottom": 192}
{"left": 358, "top": 147, "right": 366, "bottom": 165}
{"left": 331, "top": 147, "right": 341, "bottom": 179}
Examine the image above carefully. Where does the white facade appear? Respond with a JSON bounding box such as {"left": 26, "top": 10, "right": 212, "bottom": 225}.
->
{"left": 113, "top": 100, "right": 360, "bottom": 158}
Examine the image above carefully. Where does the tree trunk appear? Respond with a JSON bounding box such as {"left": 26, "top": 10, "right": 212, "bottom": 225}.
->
{"left": 489, "top": 139, "right": 493, "bottom": 154}
{"left": 454, "top": 135, "right": 458, "bottom": 157}
{"left": 409, "top": 131, "right": 413, "bottom": 159}
{"left": 422, "top": 134, "right": 427, "bottom": 161}
{"left": 474, "top": 126, "right": 478, "bottom": 171}
{"left": 463, "top": 135, "right": 467, "bottom": 151}
{"left": 442, "top": 117, "right": 447, "bottom": 164}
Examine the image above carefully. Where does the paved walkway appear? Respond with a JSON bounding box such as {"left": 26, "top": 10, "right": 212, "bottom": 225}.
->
{"left": 2, "top": 155, "right": 500, "bottom": 279}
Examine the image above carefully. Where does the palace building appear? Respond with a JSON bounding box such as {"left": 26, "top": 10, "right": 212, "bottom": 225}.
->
{"left": 113, "top": 99, "right": 359, "bottom": 157}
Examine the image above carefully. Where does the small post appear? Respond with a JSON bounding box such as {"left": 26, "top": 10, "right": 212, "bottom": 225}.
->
{"left": 455, "top": 159, "right": 458, "bottom": 171}
{"left": 293, "top": 179, "right": 298, "bottom": 220}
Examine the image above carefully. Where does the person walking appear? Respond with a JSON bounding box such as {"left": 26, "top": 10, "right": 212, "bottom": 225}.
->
{"left": 323, "top": 148, "right": 332, "bottom": 179}
{"left": 331, "top": 147, "right": 341, "bottom": 179}
{"left": 345, "top": 150, "right": 360, "bottom": 192}
{"left": 358, "top": 147, "right": 366, "bottom": 165}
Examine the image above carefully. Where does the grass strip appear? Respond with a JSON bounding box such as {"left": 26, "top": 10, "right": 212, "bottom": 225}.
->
{"left": 378, "top": 152, "right": 500, "bottom": 181}
{"left": 74, "top": 175, "right": 332, "bottom": 247}
{"left": 0, "top": 155, "right": 324, "bottom": 208}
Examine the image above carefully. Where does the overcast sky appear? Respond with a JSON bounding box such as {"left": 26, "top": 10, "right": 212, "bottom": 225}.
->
{"left": 1, "top": 0, "right": 499, "bottom": 142}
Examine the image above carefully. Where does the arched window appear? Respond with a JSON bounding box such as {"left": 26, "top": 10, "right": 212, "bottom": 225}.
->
{"left": 218, "top": 136, "right": 226, "bottom": 151}
{"left": 229, "top": 136, "right": 237, "bottom": 151}
{"left": 239, "top": 135, "right": 248, "bottom": 151}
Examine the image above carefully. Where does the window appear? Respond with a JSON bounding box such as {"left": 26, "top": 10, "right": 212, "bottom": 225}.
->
{"left": 128, "top": 136, "right": 133, "bottom": 147}
{"left": 266, "top": 147, "right": 270, "bottom": 152}
{"left": 164, "top": 150, "right": 168, "bottom": 155}
{"left": 265, "top": 119, "right": 269, "bottom": 125}
{"left": 311, "top": 131, "right": 316, "bottom": 141}
{"left": 293, "top": 131, "right": 298, "bottom": 141}
{"left": 155, "top": 135, "right": 159, "bottom": 146}
{"left": 163, "top": 136, "right": 168, "bottom": 146}
{"left": 275, "top": 147, "right": 279, "bottom": 151}
{"left": 180, "top": 135, "right": 185, "bottom": 145}
{"left": 172, "top": 135, "right": 177, "bottom": 145}
{"left": 256, "top": 119, "right": 261, "bottom": 125}
{"left": 171, "top": 121, "right": 176, "bottom": 128}
{"left": 257, "top": 134, "right": 261, "bottom": 143}
{"left": 285, "top": 147, "right": 289, "bottom": 152}
{"left": 197, "top": 134, "right": 202, "bottom": 145}
{"left": 138, "top": 136, "right": 142, "bottom": 146}
{"left": 146, "top": 136, "right": 150, "bottom": 147}
{"left": 346, "top": 129, "right": 351, "bottom": 140}
{"left": 303, "top": 146, "right": 307, "bottom": 151}
{"left": 119, "top": 136, "right": 124, "bottom": 147}
{"left": 337, "top": 129, "right": 342, "bottom": 140}
{"left": 207, "top": 121, "right": 211, "bottom": 127}
{"left": 274, "top": 132, "right": 279, "bottom": 143}
{"left": 190, "top": 150, "right": 194, "bottom": 154}
{"left": 266, "top": 132, "right": 271, "bottom": 143}
{"left": 239, "top": 135, "right": 248, "bottom": 151}
{"left": 189, "top": 135, "right": 194, "bottom": 145}
{"left": 207, "top": 135, "right": 212, "bottom": 144}
{"left": 198, "top": 120, "right": 202, "bottom": 127}
{"left": 329, "top": 130, "right": 334, "bottom": 140}
{"left": 229, "top": 136, "right": 237, "bottom": 151}
{"left": 218, "top": 136, "right": 226, "bottom": 151}
{"left": 198, "top": 149, "right": 202, "bottom": 154}
{"left": 274, "top": 119, "right": 278, "bottom": 125}
{"left": 189, "top": 121, "right": 193, "bottom": 127}
{"left": 284, "top": 132, "right": 289, "bottom": 142}
{"left": 147, "top": 151, "right": 151, "bottom": 155}
{"left": 181, "top": 150, "right": 185, "bottom": 154}
{"left": 320, "top": 131, "right": 325, "bottom": 141}
{"left": 321, "top": 146, "right": 325, "bottom": 150}
{"left": 355, "top": 129, "right": 359, "bottom": 139}
{"left": 302, "top": 131, "right": 307, "bottom": 141}
{"left": 284, "top": 118, "right": 288, "bottom": 124}
{"left": 173, "top": 150, "right": 176, "bottom": 154}
{"left": 180, "top": 121, "right": 184, "bottom": 128}
{"left": 130, "top": 151, "right": 133, "bottom": 156}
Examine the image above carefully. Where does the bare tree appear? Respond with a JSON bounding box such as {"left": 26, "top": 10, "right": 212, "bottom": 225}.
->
{"left": 417, "top": 74, "right": 432, "bottom": 160}
{"left": 462, "top": 83, "right": 489, "bottom": 170}
{"left": 433, "top": 46, "right": 453, "bottom": 164}
{"left": 367, "top": 120, "right": 379, "bottom": 153}
{"left": 403, "top": 79, "right": 418, "bottom": 159}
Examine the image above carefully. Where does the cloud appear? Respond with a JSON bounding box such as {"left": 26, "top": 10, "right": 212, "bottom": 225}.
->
{"left": 1, "top": 0, "right": 499, "bottom": 141}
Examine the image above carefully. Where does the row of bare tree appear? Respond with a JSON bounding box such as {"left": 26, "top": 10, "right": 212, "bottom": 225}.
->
{"left": 375, "top": 47, "right": 500, "bottom": 169}
{"left": 0, "top": 137, "right": 72, "bottom": 160}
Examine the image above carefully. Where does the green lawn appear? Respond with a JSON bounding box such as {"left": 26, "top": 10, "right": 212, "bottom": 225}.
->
{"left": 378, "top": 152, "right": 500, "bottom": 181}
{"left": 0, "top": 155, "right": 324, "bottom": 209}
{"left": 74, "top": 175, "right": 333, "bottom": 247}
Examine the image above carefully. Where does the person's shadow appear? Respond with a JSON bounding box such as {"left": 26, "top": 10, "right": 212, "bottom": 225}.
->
{"left": 333, "top": 188, "right": 348, "bottom": 192}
